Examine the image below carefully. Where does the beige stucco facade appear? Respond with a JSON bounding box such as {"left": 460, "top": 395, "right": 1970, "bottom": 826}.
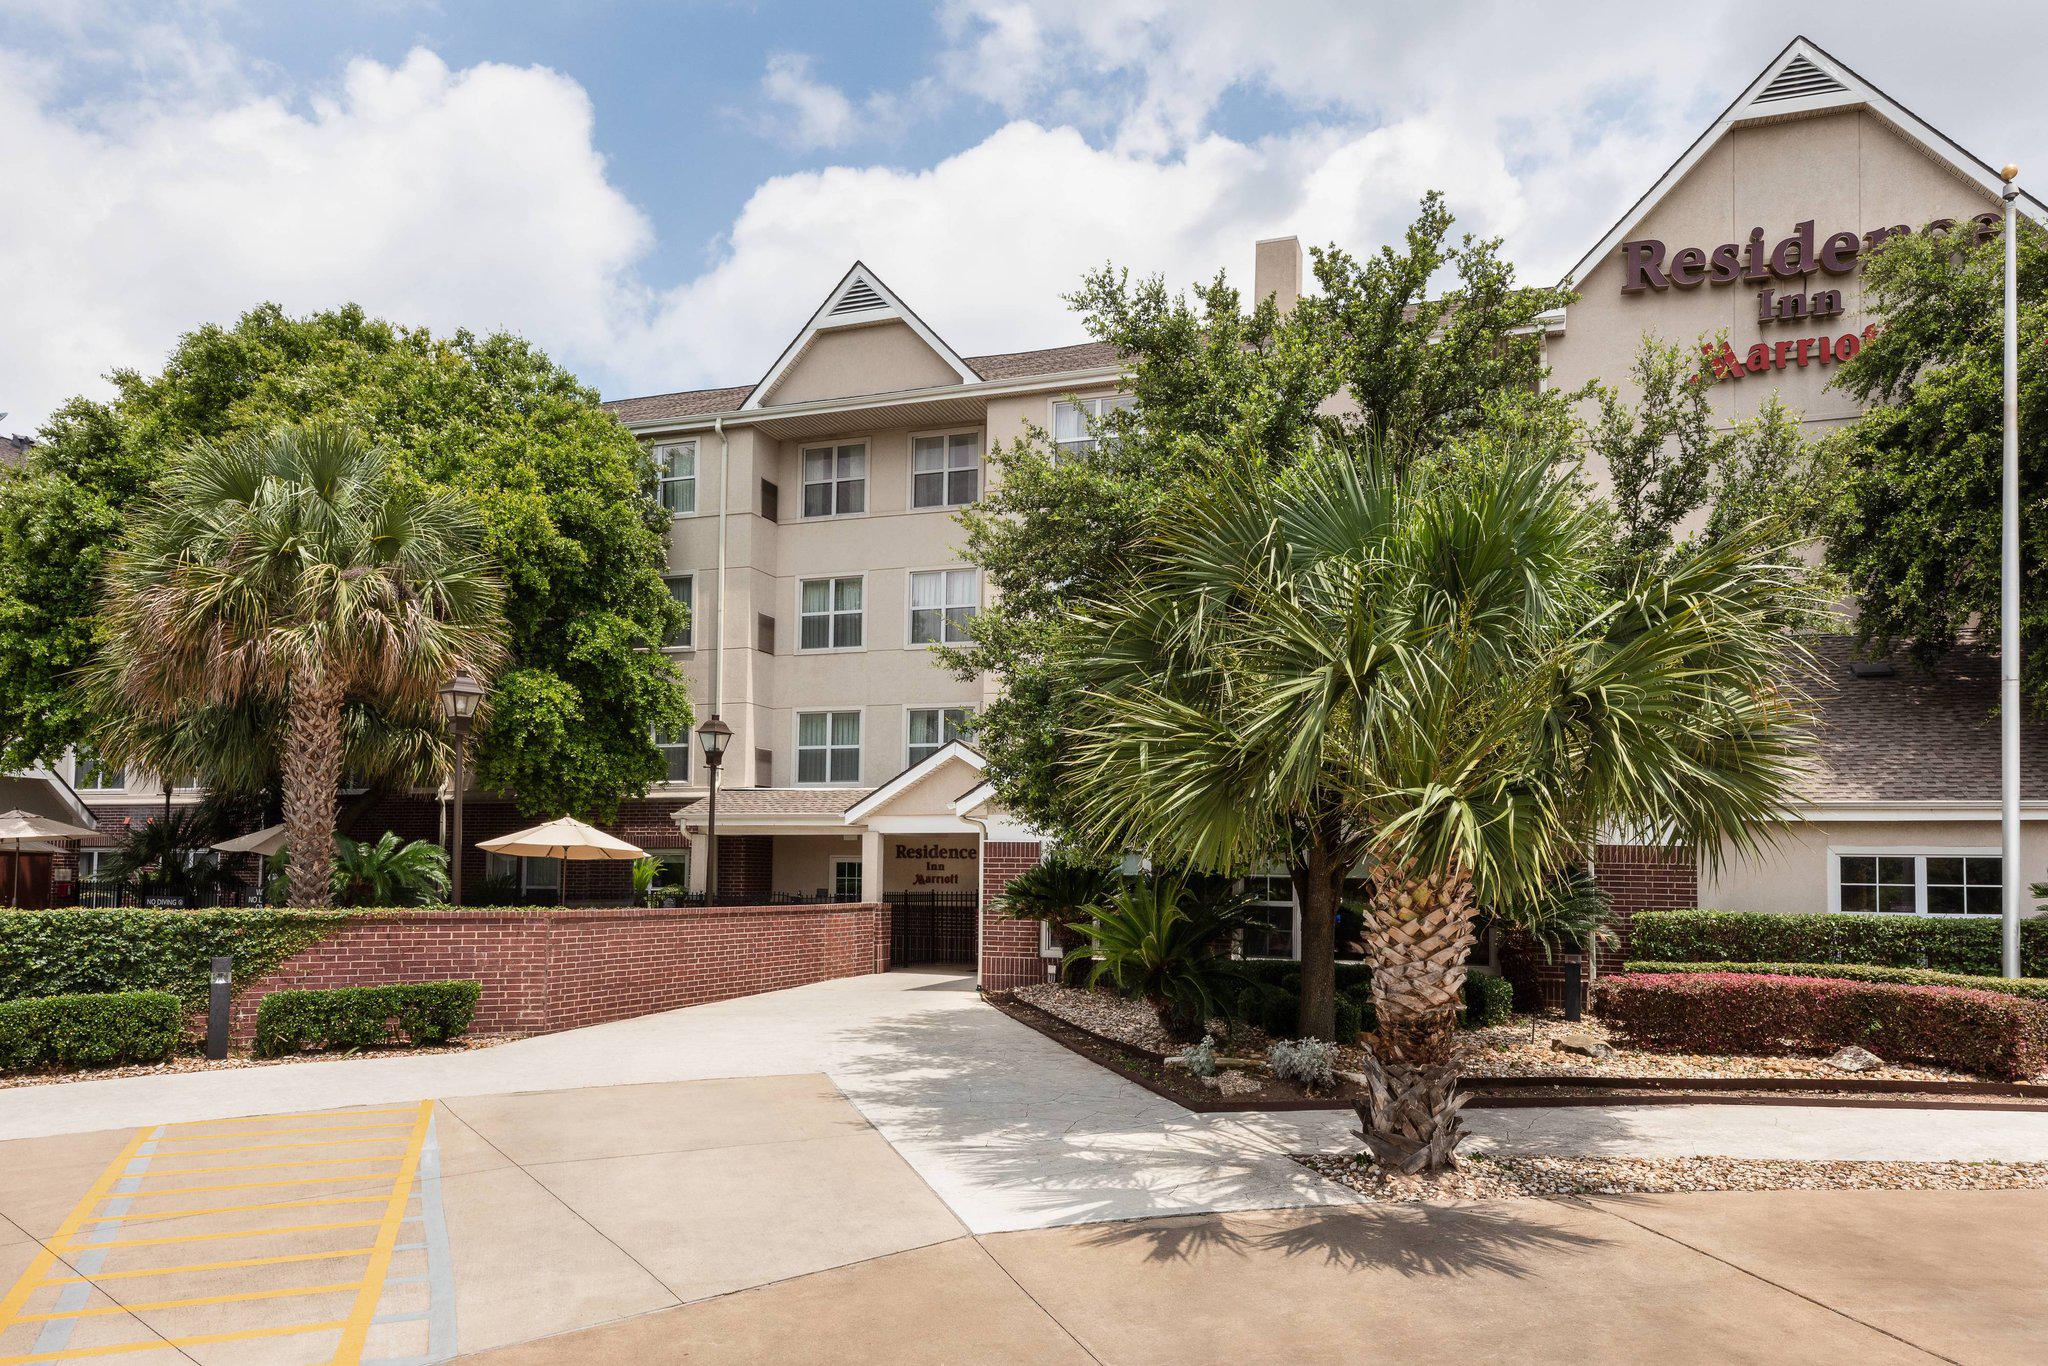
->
{"left": 1701, "top": 816, "right": 2048, "bottom": 918}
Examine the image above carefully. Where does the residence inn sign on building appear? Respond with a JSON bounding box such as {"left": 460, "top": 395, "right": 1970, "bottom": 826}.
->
{"left": 1542, "top": 37, "right": 2040, "bottom": 442}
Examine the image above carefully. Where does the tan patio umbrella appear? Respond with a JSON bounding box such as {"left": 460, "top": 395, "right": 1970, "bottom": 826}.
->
{"left": 477, "top": 817, "right": 645, "bottom": 904}
{"left": 214, "top": 824, "right": 288, "bottom": 857}
{"left": 0, "top": 809, "right": 100, "bottom": 907}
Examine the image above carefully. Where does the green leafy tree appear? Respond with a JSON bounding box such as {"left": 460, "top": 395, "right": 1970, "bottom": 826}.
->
{"left": 1062, "top": 433, "right": 1820, "bottom": 1171}
{"left": 1825, "top": 220, "right": 2048, "bottom": 702}
{"left": 0, "top": 304, "right": 690, "bottom": 817}
{"left": 90, "top": 424, "right": 506, "bottom": 906}
{"left": 950, "top": 192, "right": 1571, "bottom": 841}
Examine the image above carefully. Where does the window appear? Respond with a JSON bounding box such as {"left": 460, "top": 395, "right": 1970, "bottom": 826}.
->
{"left": 796, "top": 711, "right": 861, "bottom": 785}
{"left": 487, "top": 853, "right": 561, "bottom": 899}
{"left": 907, "top": 707, "right": 972, "bottom": 766}
{"left": 1241, "top": 872, "right": 1296, "bottom": 959}
{"left": 801, "top": 443, "right": 866, "bottom": 517}
{"left": 73, "top": 748, "right": 123, "bottom": 792}
{"left": 833, "top": 857, "right": 863, "bottom": 901}
{"left": 655, "top": 442, "right": 697, "bottom": 514}
{"left": 1834, "top": 850, "right": 2002, "bottom": 916}
{"left": 912, "top": 433, "right": 980, "bottom": 508}
{"left": 654, "top": 723, "right": 691, "bottom": 783}
{"left": 909, "top": 569, "right": 977, "bottom": 645}
{"left": 1051, "top": 395, "right": 1137, "bottom": 457}
{"left": 799, "top": 577, "right": 863, "bottom": 650}
{"left": 664, "top": 574, "right": 694, "bottom": 649}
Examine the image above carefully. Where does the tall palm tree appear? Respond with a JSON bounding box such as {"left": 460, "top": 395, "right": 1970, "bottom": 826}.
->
{"left": 1063, "top": 435, "right": 1820, "bottom": 1172}
{"left": 92, "top": 424, "right": 506, "bottom": 906}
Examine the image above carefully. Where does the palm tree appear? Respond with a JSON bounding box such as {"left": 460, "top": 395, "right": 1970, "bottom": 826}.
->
{"left": 1063, "top": 435, "right": 1820, "bottom": 1172}
{"left": 331, "top": 832, "right": 450, "bottom": 907}
{"left": 92, "top": 424, "right": 506, "bottom": 907}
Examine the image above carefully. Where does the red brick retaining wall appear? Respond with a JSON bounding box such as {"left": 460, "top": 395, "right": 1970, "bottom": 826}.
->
{"left": 979, "top": 840, "right": 1047, "bottom": 990}
{"left": 230, "top": 901, "right": 890, "bottom": 1041}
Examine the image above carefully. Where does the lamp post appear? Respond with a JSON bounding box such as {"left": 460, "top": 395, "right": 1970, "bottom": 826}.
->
{"left": 1999, "top": 163, "right": 2024, "bottom": 978}
{"left": 697, "top": 716, "right": 733, "bottom": 903}
{"left": 437, "top": 672, "right": 485, "bottom": 906}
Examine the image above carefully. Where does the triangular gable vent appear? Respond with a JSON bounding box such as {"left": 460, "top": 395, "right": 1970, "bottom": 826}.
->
{"left": 829, "top": 279, "right": 886, "bottom": 315}
{"left": 1755, "top": 54, "right": 1847, "bottom": 104}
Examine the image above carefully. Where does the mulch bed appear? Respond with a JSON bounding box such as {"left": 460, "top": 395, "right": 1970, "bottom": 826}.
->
{"left": 0, "top": 1034, "right": 513, "bottom": 1090}
{"left": 995, "top": 985, "right": 2048, "bottom": 1111}
{"left": 1295, "top": 1153, "right": 2048, "bottom": 1204}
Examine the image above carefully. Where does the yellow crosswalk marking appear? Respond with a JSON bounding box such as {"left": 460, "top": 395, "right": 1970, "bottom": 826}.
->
{"left": 111, "top": 1172, "right": 401, "bottom": 1199}
{"left": 330, "top": 1100, "right": 434, "bottom": 1366}
{"left": 85, "top": 1194, "right": 389, "bottom": 1225}
{"left": 152, "top": 1123, "right": 412, "bottom": 1142}
{"left": 40, "top": 1247, "right": 380, "bottom": 1286}
{"left": 58, "top": 1219, "right": 386, "bottom": 1253}
{"left": 0, "top": 1318, "right": 347, "bottom": 1364}
{"left": 15, "top": 1281, "right": 363, "bottom": 1322}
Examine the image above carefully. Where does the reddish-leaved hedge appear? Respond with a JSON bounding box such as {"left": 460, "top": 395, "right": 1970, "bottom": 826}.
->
{"left": 1594, "top": 972, "right": 2048, "bottom": 1081}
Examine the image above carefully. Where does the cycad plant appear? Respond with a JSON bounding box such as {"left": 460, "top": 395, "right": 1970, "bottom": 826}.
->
{"left": 1064, "top": 434, "right": 1819, "bottom": 1171}
{"left": 91, "top": 424, "right": 505, "bottom": 906}
{"left": 331, "top": 832, "right": 450, "bottom": 907}
{"left": 1064, "top": 878, "right": 1259, "bottom": 1041}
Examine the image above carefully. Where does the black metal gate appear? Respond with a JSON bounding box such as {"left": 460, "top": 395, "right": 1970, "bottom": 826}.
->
{"left": 887, "top": 891, "right": 977, "bottom": 965}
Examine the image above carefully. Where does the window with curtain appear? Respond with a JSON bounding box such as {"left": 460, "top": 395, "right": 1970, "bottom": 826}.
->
{"left": 907, "top": 707, "right": 972, "bottom": 765}
{"left": 911, "top": 433, "right": 980, "bottom": 508}
{"left": 73, "top": 748, "right": 124, "bottom": 792}
{"left": 909, "top": 569, "right": 977, "bottom": 645}
{"left": 653, "top": 724, "right": 690, "bottom": 783}
{"left": 801, "top": 443, "right": 867, "bottom": 517}
{"left": 796, "top": 711, "right": 861, "bottom": 784}
{"left": 1050, "top": 395, "right": 1137, "bottom": 457}
{"left": 655, "top": 442, "right": 697, "bottom": 514}
{"left": 799, "top": 577, "right": 863, "bottom": 650}
{"left": 664, "top": 574, "right": 694, "bottom": 648}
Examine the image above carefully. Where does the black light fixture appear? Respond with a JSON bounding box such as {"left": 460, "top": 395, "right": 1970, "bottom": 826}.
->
{"left": 697, "top": 716, "right": 733, "bottom": 902}
{"left": 438, "top": 671, "right": 486, "bottom": 905}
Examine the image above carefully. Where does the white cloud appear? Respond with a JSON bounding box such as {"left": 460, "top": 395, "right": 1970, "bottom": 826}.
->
{"left": 5, "top": 2, "right": 2045, "bottom": 432}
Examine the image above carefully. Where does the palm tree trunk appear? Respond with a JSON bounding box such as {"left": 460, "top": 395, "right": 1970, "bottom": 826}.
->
{"left": 1354, "top": 857, "right": 1478, "bottom": 1173}
{"left": 1290, "top": 847, "right": 1341, "bottom": 1040}
{"left": 282, "top": 661, "right": 345, "bottom": 907}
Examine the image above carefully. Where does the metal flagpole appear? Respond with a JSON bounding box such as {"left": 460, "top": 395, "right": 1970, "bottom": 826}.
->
{"left": 2000, "top": 164, "right": 2023, "bottom": 978}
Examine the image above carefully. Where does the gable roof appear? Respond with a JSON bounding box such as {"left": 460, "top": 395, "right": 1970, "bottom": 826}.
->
{"left": 1795, "top": 636, "right": 2048, "bottom": 805}
{"left": 1565, "top": 35, "right": 2044, "bottom": 290}
{"left": 742, "top": 262, "right": 978, "bottom": 413}
{"left": 842, "top": 741, "right": 987, "bottom": 823}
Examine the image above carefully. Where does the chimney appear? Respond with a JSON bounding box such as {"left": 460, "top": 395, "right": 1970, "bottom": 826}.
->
{"left": 1254, "top": 236, "right": 1303, "bottom": 312}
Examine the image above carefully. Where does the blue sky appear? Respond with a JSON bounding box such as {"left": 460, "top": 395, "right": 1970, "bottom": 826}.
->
{"left": 4, "top": 1, "right": 2043, "bottom": 433}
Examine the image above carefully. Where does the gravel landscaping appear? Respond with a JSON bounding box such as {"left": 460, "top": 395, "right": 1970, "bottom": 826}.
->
{"left": 1296, "top": 1153, "right": 2048, "bottom": 1203}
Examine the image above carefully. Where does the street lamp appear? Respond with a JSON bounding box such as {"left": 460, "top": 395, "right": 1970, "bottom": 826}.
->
{"left": 697, "top": 716, "right": 733, "bottom": 903}
{"left": 437, "top": 671, "right": 486, "bottom": 905}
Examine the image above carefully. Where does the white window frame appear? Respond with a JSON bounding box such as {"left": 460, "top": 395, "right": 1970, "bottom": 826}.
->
{"left": 652, "top": 723, "right": 691, "bottom": 785}
{"left": 663, "top": 573, "right": 695, "bottom": 651}
{"left": 908, "top": 429, "right": 982, "bottom": 509}
{"left": 72, "top": 749, "right": 124, "bottom": 793}
{"left": 904, "top": 705, "right": 974, "bottom": 767}
{"left": 1827, "top": 846, "right": 2005, "bottom": 917}
{"left": 1049, "top": 394, "right": 1136, "bottom": 458}
{"left": 1240, "top": 869, "right": 1301, "bottom": 961}
{"left": 907, "top": 567, "right": 978, "bottom": 648}
{"left": 655, "top": 440, "right": 698, "bottom": 516}
{"left": 832, "top": 856, "right": 864, "bottom": 901}
{"left": 795, "top": 709, "right": 863, "bottom": 786}
{"left": 799, "top": 440, "right": 869, "bottom": 519}
{"left": 796, "top": 574, "right": 866, "bottom": 653}
{"left": 645, "top": 846, "right": 691, "bottom": 893}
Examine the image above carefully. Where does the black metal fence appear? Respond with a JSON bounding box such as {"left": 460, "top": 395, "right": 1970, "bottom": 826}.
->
{"left": 54, "top": 880, "right": 264, "bottom": 910}
{"left": 887, "top": 891, "right": 977, "bottom": 965}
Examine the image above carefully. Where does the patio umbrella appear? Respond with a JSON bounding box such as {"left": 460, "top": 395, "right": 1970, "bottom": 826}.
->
{"left": 478, "top": 817, "right": 645, "bottom": 904}
{"left": 214, "top": 824, "right": 288, "bottom": 857}
{"left": 0, "top": 809, "right": 100, "bottom": 907}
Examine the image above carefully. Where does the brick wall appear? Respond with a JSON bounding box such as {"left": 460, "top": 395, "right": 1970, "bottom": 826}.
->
{"left": 715, "top": 835, "right": 773, "bottom": 901}
{"left": 979, "top": 840, "right": 1047, "bottom": 990}
{"left": 229, "top": 900, "right": 890, "bottom": 1042}
{"left": 1499, "top": 844, "right": 1698, "bottom": 1010}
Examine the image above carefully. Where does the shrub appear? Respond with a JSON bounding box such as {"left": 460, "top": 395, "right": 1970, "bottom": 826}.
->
{"left": 1595, "top": 972, "right": 2048, "bottom": 1081}
{"left": 254, "top": 981, "right": 480, "bottom": 1057}
{"left": 1462, "top": 972, "right": 1515, "bottom": 1028}
{"left": 1267, "top": 1037, "right": 1339, "bottom": 1092}
{"left": 1624, "top": 961, "right": 2048, "bottom": 1003}
{"left": 0, "top": 908, "right": 343, "bottom": 1007}
{"left": 1065, "top": 880, "right": 1257, "bottom": 1041}
{"left": 0, "top": 992, "right": 182, "bottom": 1072}
{"left": 1630, "top": 910, "right": 2048, "bottom": 977}
{"left": 1174, "top": 1036, "right": 1218, "bottom": 1078}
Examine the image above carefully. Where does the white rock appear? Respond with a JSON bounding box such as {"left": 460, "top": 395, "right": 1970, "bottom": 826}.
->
{"left": 1825, "top": 1045, "right": 1884, "bottom": 1073}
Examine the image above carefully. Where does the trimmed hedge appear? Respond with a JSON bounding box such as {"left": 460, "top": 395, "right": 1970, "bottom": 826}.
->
{"left": 254, "top": 981, "right": 481, "bottom": 1058}
{"left": 0, "top": 908, "right": 344, "bottom": 1007}
{"left": 1231, "top": 960, "right": 1512, "bottom": 1038}
{"left": 1596, "top": 972, "right": 2048, "bottom": 1081}
{"left": 1463, "top": 972, "right": 1515, "bottom": 1028}
{"left": 0, "top": 991, "right": 183, "bottom": 1072}
{"left": 1630, "top": 910, "right": 2048, "bottom": 977}
{"left": 1625, "top": 960, "right": 2048, "bottom": 1003}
